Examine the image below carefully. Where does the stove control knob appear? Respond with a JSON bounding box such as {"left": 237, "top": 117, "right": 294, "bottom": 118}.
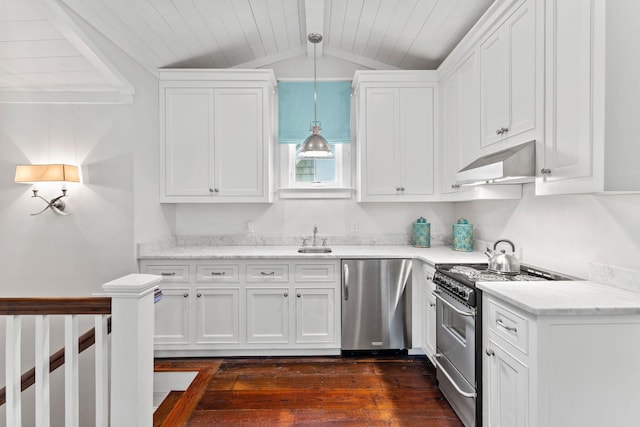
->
{"left": 458, "top": 289, "right": 467, "bottom": 298}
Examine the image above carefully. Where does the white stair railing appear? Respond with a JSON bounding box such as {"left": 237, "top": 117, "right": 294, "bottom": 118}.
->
{"left": 1, "top": 273, "right": 160, "bottom": 427}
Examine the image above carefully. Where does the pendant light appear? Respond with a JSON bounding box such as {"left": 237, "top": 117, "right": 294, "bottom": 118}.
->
{"left": 299, "top": 33, "right": 332, "bottom": 158}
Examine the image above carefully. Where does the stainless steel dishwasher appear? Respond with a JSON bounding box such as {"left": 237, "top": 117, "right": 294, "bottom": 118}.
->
{"left": 341, "top": 259, "right": 413, "bottom": 352}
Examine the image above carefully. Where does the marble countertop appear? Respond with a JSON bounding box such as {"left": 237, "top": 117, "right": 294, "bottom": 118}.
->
{"left": 139, "top": 242, "right": 640, "bottom": 316}
{"left": 478, "top": 281, "right": 640, "bottom": 316}
{"left": 138, "top": 244, "right": 489, "bottom": 266}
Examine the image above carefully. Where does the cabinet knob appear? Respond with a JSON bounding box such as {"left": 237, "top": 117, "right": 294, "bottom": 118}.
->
{"left": 197, "top": 293, "right": 202, "bottom": 298}
{"left": 209, "top": 188, "right": 219, "bottom": 193}
{"left": 496, "top": 127, "right": 509, "bottom": 135}
{"left": 540, "top": 168, "right": 551, "bottom": 175}
{"left": 429, "top": 302, "right": 436, "bottom": 307}
{"left": 400, "top": 187, "right": 405, "bottom": 192}
{"left": 209, "top": 188, "right": 214, "bottom": 193}
{"left": 283, "top": 292, "right": 289, "bottom": 297}
{"left": 396, "top": 187, "right": 402, "bottom": 192}
{"left": 297, "top": 293, "right": 302, "bottom": 298}
{"left": 183, "top": 293, "right": 189, "bottom": 298}
{"left": 485, "top": 348, "right": 495, "bottom": 357}
{"left": 451, "top": 184, "right": 460, "bottom": 190}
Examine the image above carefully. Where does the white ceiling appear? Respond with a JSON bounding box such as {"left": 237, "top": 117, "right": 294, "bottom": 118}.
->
{"left": 0, "top": 0, "right": 495, "bottom": 98}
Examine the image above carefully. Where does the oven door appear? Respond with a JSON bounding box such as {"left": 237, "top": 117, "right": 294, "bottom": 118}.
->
{"left": 434, "top": 288, "right": 477, "bottom": 427}
{"left": 435, "top": 287, "right": 476, "bottom": 387}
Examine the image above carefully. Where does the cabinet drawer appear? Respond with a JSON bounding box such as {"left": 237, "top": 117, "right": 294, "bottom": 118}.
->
{"left": 294, "top": 264, "right": 336, "bottom": 282}
{"left": 142, "top": 264, "right": 189, "bottom": 283}
{"left": 487, "top": 299, "right": 529, "bottom": 354}
{"left": 246, "top": 264, "right": 289, "bottom": 282}
{"left": 196, "top": 264, "right": 239, "bottom": 283}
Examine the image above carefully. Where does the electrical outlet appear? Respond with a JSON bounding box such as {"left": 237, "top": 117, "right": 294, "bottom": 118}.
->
{"left": 350, "top": 220, "right": 359, "bottom": 234}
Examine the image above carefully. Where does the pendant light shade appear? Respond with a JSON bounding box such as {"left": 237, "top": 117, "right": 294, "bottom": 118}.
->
{"left": 300, "top": 33, "right": 332, "bottom": 158}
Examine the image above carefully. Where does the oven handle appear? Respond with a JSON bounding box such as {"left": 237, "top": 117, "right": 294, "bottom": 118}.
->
{"left": 434, "top": 353, "right": 477, "bottom": 399}
{"left": 434, "top": 291, "right": 476, "bottom": 317}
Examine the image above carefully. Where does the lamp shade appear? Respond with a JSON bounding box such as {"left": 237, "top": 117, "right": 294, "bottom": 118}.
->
{"left": 15, "top": 164, "right": 80, "bottom": 183}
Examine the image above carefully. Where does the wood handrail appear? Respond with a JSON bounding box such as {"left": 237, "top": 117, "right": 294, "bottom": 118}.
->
{"left": 0, "top": 297, "right": 111, "bottom": 315}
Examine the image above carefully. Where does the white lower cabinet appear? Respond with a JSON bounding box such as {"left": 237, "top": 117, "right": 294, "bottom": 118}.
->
{"left": 417, "top": 262, "right": 437, "bottom": 363}
{"left": 295, "top": 288, "right": 336, "bottom": 344}
{"left": 195, "top": 287, "right": 240, "bottom": 344}
{"left": 483, "top": 293, "right": 640, "bottom": 427}
{"left": 246, "top": 287, "right": 290, "bottom": 344}
{"left": 154, "top": 287, "right": 191, "bottom": 345}
{"left": 141, "top": 259, "right": 341, "bottom": 356}
{"left": 486, "top": 336, "right": 529, "bottom": 427}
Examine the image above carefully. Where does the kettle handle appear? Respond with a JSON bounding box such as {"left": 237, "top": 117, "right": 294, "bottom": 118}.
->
{"left": 493, "top": 239, "right": 516, "bottom": 253}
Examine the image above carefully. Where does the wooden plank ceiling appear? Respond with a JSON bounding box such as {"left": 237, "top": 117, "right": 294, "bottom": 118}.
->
{"left": 1, "top": 0, "right": 494, "bottom": 94}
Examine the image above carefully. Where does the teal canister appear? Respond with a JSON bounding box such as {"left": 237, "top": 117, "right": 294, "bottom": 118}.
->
{"left": 452, "top": 218, "right": 473, "bottom": 252}
{"left": 412, "top": 217, "right": 431, "bottom": 248}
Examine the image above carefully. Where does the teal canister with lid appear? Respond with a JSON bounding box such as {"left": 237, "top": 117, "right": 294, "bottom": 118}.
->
{"left": 412, "top": 217, "right": 431, "bottom": 248}
{"left": 452, "top": 218, "right": 473, "bottom": 252}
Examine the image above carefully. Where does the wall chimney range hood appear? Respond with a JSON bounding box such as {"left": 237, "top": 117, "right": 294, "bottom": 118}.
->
{"left": 456, "top": 141, "right": 536, "bottom": 186}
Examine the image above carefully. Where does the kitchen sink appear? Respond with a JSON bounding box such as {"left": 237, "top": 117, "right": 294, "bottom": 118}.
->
{"left": 297, "top": 247, "right": 332, "bottom": 254}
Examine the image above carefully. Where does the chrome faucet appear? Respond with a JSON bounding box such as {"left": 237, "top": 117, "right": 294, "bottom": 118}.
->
{"left": 312, "top": 225, "right": 318, "bottom": 246}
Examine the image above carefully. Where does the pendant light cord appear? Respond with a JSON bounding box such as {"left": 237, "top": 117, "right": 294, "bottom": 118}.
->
{"left": 313, "top": 40, "right": 317, "bottom": 124}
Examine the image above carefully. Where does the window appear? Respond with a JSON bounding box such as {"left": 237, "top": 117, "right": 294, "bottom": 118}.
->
{"left": 278, "top": 80, "right": 352, "bottom": 198}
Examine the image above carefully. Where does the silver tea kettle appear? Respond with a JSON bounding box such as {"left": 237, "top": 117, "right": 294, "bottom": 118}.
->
{"left": 485, "top": 239, "right": 520, "bottom": 275}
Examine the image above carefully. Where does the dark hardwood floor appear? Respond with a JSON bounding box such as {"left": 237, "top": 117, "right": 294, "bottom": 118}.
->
{"left": 154, "top": 356, "right": 464, "bottom": 426}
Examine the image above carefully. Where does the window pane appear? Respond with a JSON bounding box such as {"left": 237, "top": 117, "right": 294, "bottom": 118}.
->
{"left": 315, "top": 158, "right": 336, "bottom": 182}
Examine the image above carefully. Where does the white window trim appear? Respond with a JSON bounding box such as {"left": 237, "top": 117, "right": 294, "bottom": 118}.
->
{"left": 277, "top": 143, "right": 354, "bottom": 199}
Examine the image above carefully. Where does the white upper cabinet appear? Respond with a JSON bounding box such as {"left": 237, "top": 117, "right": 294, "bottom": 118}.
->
{"left": 440, "top": 52, "right": 480, "bottom": 195}
{"left": 353, "top": 71, "right": 438, "bottom": 202}
{"left": 159, "top": 69, "right": 275, "bottom": 203}
{"left": 537, "top": 0, "right": 640, "bottom": 194}
{"left": 479, "top": 0, "right": 540, "bottom": 152}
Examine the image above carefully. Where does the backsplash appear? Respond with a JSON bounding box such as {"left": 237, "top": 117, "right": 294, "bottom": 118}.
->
{"left": 137, "top": 233, "right": 451, "bottom": 256}
{"left": 589, "top": 263, "right": 640, "bottom": 293}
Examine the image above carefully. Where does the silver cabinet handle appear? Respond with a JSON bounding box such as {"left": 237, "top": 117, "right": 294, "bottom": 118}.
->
{"left": 434, "top": 354, "right": 477, "bottom": 398}
{"left": 182, "top": 293, "right": 188, "bottom": 298}
{"left": 400, "top": 187, "right": 405, "bottom": 192}
{"left": 496, "top": 127, "right": 509, "bottom": 135}
{"left": 197, "top": 293, "right": 202, "bottom": 298}
{"left": 283, "top": 292, "right": 289, "bottom": 297}
{"left": 209, "top": 188, "right": 219, "bottom": 193}
{"left": 343, "top": 264, "right": 349, "bottom": 301}
{"left": 260, "top": 271, "right": 275, "bottom": 276}
{"left": 297, "top": 293, "right": 301, "bottom": 298}
{"left": 540, "top": 168, "right": 551, "bottom": 175}
{"left": 486, "top": 348, "right": 495, "bottom": 357}
{"left": 160, "top": 272, "right": 176, "bottom": 276}
{"left": 429, "top": 302, "right": 436, "bottom": 308}
{"left": 496, "top": 319, "right": 517, "bottom": 333}
{"left": 433, "top": 292, "right": 475, "bottom": 317}
{"left": 210, "top": 271, "right": 226, "bottom": 276}
{"left": 451, "top": 184, "right": 460, "bottom": 190}
{"left": 209, "top": 188, "right": 214, "bottom": 193}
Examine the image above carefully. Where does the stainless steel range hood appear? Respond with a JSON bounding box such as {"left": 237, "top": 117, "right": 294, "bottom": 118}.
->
{"left": 456, "top": 141, "right": 536, "bottom": 185}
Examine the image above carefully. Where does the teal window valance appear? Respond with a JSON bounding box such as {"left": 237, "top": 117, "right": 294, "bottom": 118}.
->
{"left": 278, "top": 81, "right": 351, "bottom": 144}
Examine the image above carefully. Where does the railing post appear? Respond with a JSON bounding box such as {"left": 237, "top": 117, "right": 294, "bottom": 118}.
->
{"left": 102, "top": 274, "right": 161, "bottom": 427}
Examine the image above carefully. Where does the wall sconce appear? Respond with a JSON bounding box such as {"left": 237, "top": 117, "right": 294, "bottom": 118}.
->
{"left": 14, "top": 164, "right": 81, "bottom": 215}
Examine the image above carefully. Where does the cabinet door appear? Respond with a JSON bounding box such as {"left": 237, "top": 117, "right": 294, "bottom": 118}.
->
{"left": 423, "top": 289, "right": 437, "bottom": 362}
{"left": 480, "top": 0, "right": 537, "bottom": 149}
{"left": 480, "top": 28, "right": 509, "bottom": 148}
{"left": 486, "top": 339, "right": 529, "bottom": 427}
{"left": 155, "top": 288, "right": 191, "bottom": 345}
{"left": 399, "top": 87, "right": 434, "bottom": 196}
{"left": 538, "top": 0, "right": 595, "bottom": 193}
{"left": 440, "top": 53, "right": 479, "bottom": 194}
{"left": 195, "top": 288, "right": 240, "bottom": 344}
{"left": 214, "top": 87, "right": 265, "bottom": 198}
{"left": 362, "top": 87, "right": 400, "bottom": 196}
{"left": 246, "top": 287, "right": 290, "bottom": 343}
{"left": 163, "top": 88, "right": 215, "bottom": 197}
{"left": 508, "top": 1, "right": 536, "bottom": 139}
{"left": 295, "top": 288, "right": 336, "bottom": 344}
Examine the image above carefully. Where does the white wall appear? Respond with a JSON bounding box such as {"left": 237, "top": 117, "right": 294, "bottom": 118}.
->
{"left": 0, "top": 8, "right": 166, "bottom": 426}
{"left": 456, "top": 184, "right": 640, "bottom": 279}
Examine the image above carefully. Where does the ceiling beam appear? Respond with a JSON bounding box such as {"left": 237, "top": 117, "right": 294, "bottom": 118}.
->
{"left": 305, "top": 0, "right": 324, "bottom": 57}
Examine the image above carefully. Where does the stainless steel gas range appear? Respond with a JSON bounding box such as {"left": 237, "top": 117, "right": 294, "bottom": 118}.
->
{"left": 432, "top": 263, "right": 574, "bottom": 427}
